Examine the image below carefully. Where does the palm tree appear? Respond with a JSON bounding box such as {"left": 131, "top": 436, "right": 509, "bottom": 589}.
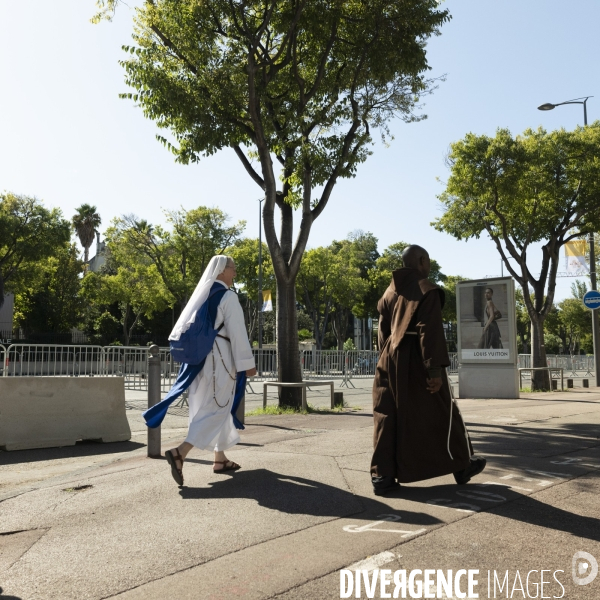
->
{"left": 72, "top": 204, "right": 101, "bottom": 271}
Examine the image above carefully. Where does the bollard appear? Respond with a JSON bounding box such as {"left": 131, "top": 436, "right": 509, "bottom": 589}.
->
{"left": 567, "top": 378, "right": 573, "bottom": 389}
{"left": 147, "top": 344, "right": 162, "bottom": 457}
{"left": 583, "top": 379, "right": 589, "bottom": 388}
{"left": 551, "top": 380, "right": 557, "bottom": 391}
{"left": 333, "top": 391, "right": 344, "bottom": 408}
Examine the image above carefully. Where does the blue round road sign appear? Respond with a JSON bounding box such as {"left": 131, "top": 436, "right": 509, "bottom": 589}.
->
{"left": 583, "top": 290, "right": 600, "bottom": 310}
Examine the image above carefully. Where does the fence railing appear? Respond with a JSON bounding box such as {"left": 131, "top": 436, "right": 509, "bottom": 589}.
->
{"left": 0, "top": 344, "right": 6, "bottom": 377}
{"left": 1, "top": 344, "right": 594, "bottom": 391}
{"left": 3, "top": 344, "right": 105, "bottom": 377}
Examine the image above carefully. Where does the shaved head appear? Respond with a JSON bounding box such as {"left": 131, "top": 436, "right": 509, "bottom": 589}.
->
{"left": 402, "top": 245, "right": 429, "bottom": 269}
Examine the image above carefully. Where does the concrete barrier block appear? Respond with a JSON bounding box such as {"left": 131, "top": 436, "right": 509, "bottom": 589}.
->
{"left": 0, "top": 377, "right": 131, "bottom": 451}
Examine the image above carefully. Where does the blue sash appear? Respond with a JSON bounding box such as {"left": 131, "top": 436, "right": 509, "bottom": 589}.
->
{"left": 142, "top": 284, "right": 246, "bottom": 430}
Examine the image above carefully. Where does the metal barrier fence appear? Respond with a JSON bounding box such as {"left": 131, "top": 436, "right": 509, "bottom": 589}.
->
{"left": 0, "top": 344, "right": 6, "bottom": 377}
{"left": 1, "top": 344, "right": 593, "bottom": 390}
{"left": 3, "top": 344, "right": 104, "bottom": 377}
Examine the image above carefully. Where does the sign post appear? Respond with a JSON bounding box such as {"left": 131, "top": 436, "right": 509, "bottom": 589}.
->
{"left": 583, "top": 290, "right": 600, "bottom": 310}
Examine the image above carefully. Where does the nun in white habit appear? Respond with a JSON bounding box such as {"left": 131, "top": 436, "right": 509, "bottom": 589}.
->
{"left": 165, "top": 255, "right": 256, "bottom": 486}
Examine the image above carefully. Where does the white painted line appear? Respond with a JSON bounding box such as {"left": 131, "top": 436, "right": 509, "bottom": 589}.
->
{"left": 343, "top": 514, "right": 427, "bottom": 537}
{"left": 478, "top": 481, "right": 533, "bottom": 492}
{"left": 525, "top": 469, "right": 568, "bottom": 478}
{"left": 345, "top": 551, "right": 397, "bottom": 572}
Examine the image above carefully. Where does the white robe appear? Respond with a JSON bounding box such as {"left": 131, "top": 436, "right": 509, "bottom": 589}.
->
{"left": 184, "top": 281, "right": 255, "bottom": 451}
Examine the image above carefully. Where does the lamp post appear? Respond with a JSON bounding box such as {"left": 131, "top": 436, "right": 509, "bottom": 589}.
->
{"left": 538, "top": 96, "right": 600, "bottom": 386}
{"left": 257, "top": 197, "right": 265, "bottom": 350}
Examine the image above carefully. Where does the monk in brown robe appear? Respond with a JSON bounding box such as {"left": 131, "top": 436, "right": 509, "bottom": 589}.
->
{"left": 371, "top": 245, "right": 486, "bottom": 495}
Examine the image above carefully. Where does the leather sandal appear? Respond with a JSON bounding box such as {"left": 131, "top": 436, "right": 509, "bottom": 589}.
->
{"left": 165, "top": 448, "right": 184, "bottom": 486}
{"left": 213, "top": 460, "right": 241, "bottom": 473}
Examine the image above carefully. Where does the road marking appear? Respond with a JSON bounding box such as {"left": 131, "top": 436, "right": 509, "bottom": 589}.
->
{"left": 500, "top": 473, "right": 552, "bottom": 487}
{"left": 477, "top": 481, "right": 533, "bottom": 492}
{"left": 456, "top": 490, "right": 506, "bottom": 503}
{"left": 343, "top": 514, "right": 427, "bottom": 537}
{"left": 551, "top": 457, "right": 600, "bottom": 467}
{"left": 525, "top": 469, "right": 568, "bottom": 478}
{"left": 345, "top": 551, "right": 397, "bottom": 572}
{"left": 426, "top": 498, "right": 480, "bottom": 513}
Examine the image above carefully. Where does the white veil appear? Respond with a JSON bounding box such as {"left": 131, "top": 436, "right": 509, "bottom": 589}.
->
{"left": 169, "top": 255, "right": 230, "bottom": 341}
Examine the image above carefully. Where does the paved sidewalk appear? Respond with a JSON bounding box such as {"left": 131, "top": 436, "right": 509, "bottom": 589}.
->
{"left": 1, "top": 382, "right": 599, "bottom": 599}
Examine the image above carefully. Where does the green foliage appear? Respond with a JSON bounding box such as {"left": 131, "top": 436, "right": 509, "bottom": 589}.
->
{"left": 14, "top": 244, "right": 85, "bottom": 332}
{"left": 343, "top": 338, "right": 356, "bottom": 351}
{"left": 120, "top": 0, "right": 448, "bottom": 191}
{"left": 435, "top": 125, "right": 600, "bottom": 388}
{"left": 0, "top": 192, "right": 71, "bottom": 308}
{"left": 297, "top": 237, "right": 371, "bottom": 349}
{"left": 228, "top": 237, "right": 275, "bottom": 341}
{"left": 112, "top": 0, "right": 449, "bottom": 390}
{"left": 439, "top": 275, "right": 465, "bottom": 324}
{"left": 72, "top": 204, "right": 101, "bottom": 265}
{"left": 298, "top": 329, "right": 312, "bottom": 341}
{"left": 545, "top": 292, "right": 592, "bottom": 355}
{"left": 106, "top": 207, "right": 245, "bottom": 309}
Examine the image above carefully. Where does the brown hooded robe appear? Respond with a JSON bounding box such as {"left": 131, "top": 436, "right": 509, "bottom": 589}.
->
{"left": 371, "top": 268, "right": 473, "bottom": 483}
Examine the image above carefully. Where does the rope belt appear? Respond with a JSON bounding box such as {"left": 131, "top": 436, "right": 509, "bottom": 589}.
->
{"left": 402, "top": 331, "right": 465, "bottom": 461}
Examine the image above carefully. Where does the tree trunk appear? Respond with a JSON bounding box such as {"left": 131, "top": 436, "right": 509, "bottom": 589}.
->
{"left": 276, "top": 276, "right": 302, "bottom": 407}
{"left": 530, "top": 315, "right": 549, "bottom": 391}
{"left": 123, "top": 303, "right": 130, "bottom": 346}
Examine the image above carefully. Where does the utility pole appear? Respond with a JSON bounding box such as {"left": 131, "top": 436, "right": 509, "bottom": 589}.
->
{"left": 538, "top": 96, "right": 599, "bottom": 385}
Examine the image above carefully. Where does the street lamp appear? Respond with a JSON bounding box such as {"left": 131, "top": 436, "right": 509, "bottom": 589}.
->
{"left": 538, "top": 96, "right": 600, "bottom": 386}
{"left": 537, "top": 96, "right": 592, "bottom": 126}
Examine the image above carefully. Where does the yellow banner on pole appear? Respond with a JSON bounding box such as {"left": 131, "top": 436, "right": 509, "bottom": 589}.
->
{"left": 564, "top": 241, "right": 589, "bottom": 274}
{"left": 261, "top": 290, "right": 273, "bottom": 312}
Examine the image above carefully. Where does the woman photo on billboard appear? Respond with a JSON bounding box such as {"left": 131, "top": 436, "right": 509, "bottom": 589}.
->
{"left": 478, "top": 287, "right": 503, "bottom": 349}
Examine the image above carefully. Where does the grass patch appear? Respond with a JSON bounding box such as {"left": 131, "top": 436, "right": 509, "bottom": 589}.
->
{"left": 519, "top": 387, "right": 532, "bottom": 393}
{"left": 245, "top": 405, "right": 302, "bottom": 416}
{"left": 245, "top": 402, "right": 358, "bottom": 416}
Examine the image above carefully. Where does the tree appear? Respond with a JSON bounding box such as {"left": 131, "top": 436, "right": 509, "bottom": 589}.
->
{"left": 81, "top": 238, "right": 172, "bottom": 346}
{"left": 14, "top": 244, "right": 85, "bottom": 333}
{"left": 329, "top": 234, "right": 376, "bottom": 349}
{"left": 0, "top": 193, "right": 71, "bottom": 308}
{"left": 435, "top": 126, "right": 600, "bottom": 390}
{"left": 297, "top": 247, "right": 337, "bottom": 350}
{"left": 107, "top": 207, "right": 245, "bottom": 311}
{"left": 515, "top": 288, "right": 531, "bottom": 354}
{"left": 545, "top": 281, "right": 591, "bottom": 355}
{"left": 72, "top": 204, "right": 102, "bottom": 269}
{"left": 111, "top": 0, "right": 449, "bottom": 406}
{"left": 228, "top": 237, "right": 275, "bottom": 342}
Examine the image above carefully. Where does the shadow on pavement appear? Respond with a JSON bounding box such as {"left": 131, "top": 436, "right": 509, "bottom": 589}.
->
{"left": 400, "top": 482, "right": 600, "bottom": 543}
{"left": 0, "top": 587, "right": 22, "bottom": 599}
{"left": 178, "top": 468, "right": 443, "bottom": 527}
{"left": 0, "top": 440, "right": 146, "bottom": 465}
{"left": 466, "top": 422, "right": 600, "bottom": 460}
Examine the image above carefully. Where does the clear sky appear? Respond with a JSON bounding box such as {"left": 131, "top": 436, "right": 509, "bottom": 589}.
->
{"left": 1, "top": 1, "right": 599, "bottom": 301}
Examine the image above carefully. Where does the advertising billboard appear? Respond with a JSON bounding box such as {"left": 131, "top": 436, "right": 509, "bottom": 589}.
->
{"left": 456, "top": 277, "right": 516, "bottom": 364}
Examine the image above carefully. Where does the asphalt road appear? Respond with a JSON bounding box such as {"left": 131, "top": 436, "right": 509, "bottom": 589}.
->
{"left": 1, "top": 382, "right": 599, "bottom": 600}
